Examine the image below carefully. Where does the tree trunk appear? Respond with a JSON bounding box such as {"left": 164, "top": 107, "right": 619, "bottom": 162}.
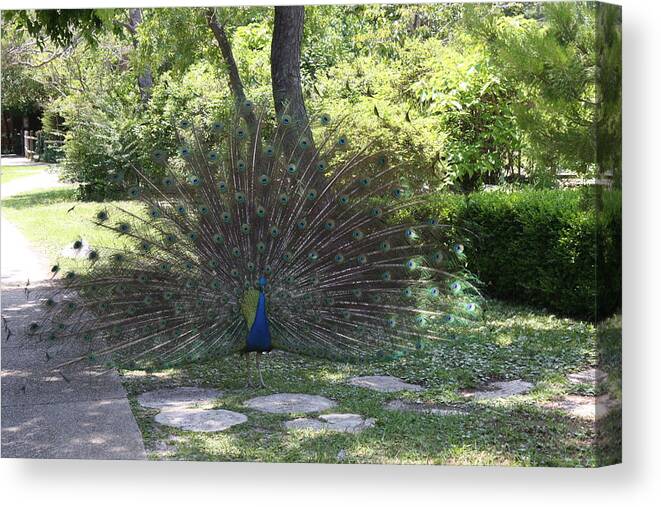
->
{"left": 205, "top": 8, "right": 260, "bottom": 150}
{"left": 127, "top": 9, "right": 153, "bottom": 103}
{"left": 271, "top": 6, "right": 314, "bottom": 163}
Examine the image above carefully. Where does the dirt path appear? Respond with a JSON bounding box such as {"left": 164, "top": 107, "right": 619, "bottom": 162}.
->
{"left": 1, "top": 167, "right": 146, "bottom": 459}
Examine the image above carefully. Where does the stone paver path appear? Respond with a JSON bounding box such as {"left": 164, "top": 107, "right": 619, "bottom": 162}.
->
{"left": 285, "top": 413, "right": 375, "bottom": 433}
{"left": 567, "top": 368, "right": 608, "bottom": 385}
{"left": 1, "top": 170, "right": 146, "bottom": 459}
{"left": 348, "top": 375, "right": 424, "bottom": 392}
{"left": 462, "top": 379, "right": 533, "bottom": 400}
{"left": 244, "top": 393, "right": 336, "bottom": 414}
{"left": 137, "top": 387, "right": 223, "bottom": 410}
{"left": 155, "top": 408, "right": 247, "bottom": 432}
{"left": 386, "top": 399, "right": 470, "bottom": 416}
{"left": 544, "top": 394, "right": 619, "bottom": 421}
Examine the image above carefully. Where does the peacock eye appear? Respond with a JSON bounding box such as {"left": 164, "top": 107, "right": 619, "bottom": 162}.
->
{"left": 299, "top": 137, "right": 310, "bottom": 149}
{"left": 281, "top": 114, "right": 292, "bottom": 126}
{"left": 319, "top": 113, "right": 331, "bottom": 125}
{"left": 316, "top": 160, "right": 327, "bottom": 172}
{"left": 259, "top": 174, "right": 271, "bottom": 185}
{"left": 179, "top": 119, "right": 191, "bottom": 129}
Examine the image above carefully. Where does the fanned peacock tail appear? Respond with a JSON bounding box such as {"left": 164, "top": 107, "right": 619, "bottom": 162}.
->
{"left": 29, "top": 102, "right": 481, "bottom": 373}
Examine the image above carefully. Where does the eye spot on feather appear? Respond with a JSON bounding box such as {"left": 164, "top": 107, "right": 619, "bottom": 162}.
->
{"left": 319, "top": 113, "right": 331, "bottom": 125}
{"left": 259, "top": 174, "right": 271, "bottom": 185}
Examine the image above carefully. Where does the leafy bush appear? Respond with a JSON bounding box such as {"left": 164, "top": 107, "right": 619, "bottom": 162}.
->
{"left": 404, "top": 188, "right": 621, "bottom": 320}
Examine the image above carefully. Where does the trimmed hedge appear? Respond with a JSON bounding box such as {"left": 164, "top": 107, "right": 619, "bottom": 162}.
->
{"left": 406, "top": 188, "right": 621, "bottom": 320}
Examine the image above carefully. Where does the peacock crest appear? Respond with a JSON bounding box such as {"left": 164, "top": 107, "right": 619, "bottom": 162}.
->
{"left": 30, "top": 102, "right": 480, "bottom": 382}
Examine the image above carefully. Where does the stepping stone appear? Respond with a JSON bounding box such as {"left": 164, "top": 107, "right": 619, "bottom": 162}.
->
{"left": 463, "top": 379, "right": 533, "bottom": 400}
{"left": 244, "top": 393, "right": 336, "bottom": 414}
{"left": 285, "top": 413, "right": 375, "bottom": 433}
{"left": 544, "top": 395, "right": 619, "bottom": 421}
{"left": 137, "top": 387, "right": 223, "bottom": 410}
{"left": 385, "top": 399, "right": 469, "bottom": 416}
{"left": 567, "top": 368, "right": 608, "bottom": 385}
{"left": 155, "top": 408, "right": 247, "bottom": 432}
{"left": 348, "top": 375, "right": 424, "bottom": 392}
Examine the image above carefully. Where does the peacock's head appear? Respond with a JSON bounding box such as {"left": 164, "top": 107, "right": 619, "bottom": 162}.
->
{"left": 258, "top": 276, "right": 268, "bottom": 289}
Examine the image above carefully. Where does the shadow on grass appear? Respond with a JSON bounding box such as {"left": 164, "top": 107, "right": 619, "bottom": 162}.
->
{"left": 1, "top": 187, "right": 78, "bottom": 209}
{"left": 120, "top": 347, "right": 601, "bottom": 467}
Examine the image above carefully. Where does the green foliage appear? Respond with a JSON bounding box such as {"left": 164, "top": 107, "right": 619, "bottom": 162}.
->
{"left": 4, "top": 3, "right": 621, "bottom": 193}
{"left": 464, "top": 2, "right": 614, "bottom": 181}
{"left": 3, "top": 9, "right": 121, "bottom": 48}
{"left": 405, "top": 188, "right": 621, "bottom": 320}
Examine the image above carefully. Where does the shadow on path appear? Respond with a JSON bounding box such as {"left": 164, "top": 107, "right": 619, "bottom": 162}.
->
{"left": 1, "top": 188, "right": 146, "bottom": 459}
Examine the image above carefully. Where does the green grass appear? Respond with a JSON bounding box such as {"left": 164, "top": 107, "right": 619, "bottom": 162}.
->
{"left": 120, "top": 301, "right": 603, "bottom": 466}
{"left": 0, "top": 165, "right": 47, "bottom": 184}
{"left": 1, "top": 183, "right": 621, "bottom": 467}
{"left": 1, "top": 186, "right": 142, "bottom": 272}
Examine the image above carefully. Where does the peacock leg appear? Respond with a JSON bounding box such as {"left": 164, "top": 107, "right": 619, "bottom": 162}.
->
{"left": 255, "top": 353, "right": 266, "bottom": 388}
{"left": 245, "top": 353, "right": 254, "bottom": 388}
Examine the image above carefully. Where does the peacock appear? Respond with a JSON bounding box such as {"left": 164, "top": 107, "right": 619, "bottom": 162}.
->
{"left": 29, "top": 102, "right": 479, "bottom": 387}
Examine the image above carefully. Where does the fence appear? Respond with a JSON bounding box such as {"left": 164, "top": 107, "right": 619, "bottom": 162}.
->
{"left": 23, "top": 130, "right": 65, "bottom": 162}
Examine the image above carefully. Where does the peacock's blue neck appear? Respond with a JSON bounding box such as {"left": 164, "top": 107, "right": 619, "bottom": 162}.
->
{"left": 245, "top": 288, "right": 272, "bottom": 352}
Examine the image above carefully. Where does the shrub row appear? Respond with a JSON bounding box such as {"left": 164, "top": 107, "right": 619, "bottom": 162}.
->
{"left": 405, "top": 188, "right": 621, "bottom": 320}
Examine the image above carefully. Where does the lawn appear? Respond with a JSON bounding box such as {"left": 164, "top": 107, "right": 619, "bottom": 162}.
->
{"left": 1, "top": 184, "right": 622, "bottom": 467}
{"left": 0, "top": 165, "right": 47, "bottom": 185}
